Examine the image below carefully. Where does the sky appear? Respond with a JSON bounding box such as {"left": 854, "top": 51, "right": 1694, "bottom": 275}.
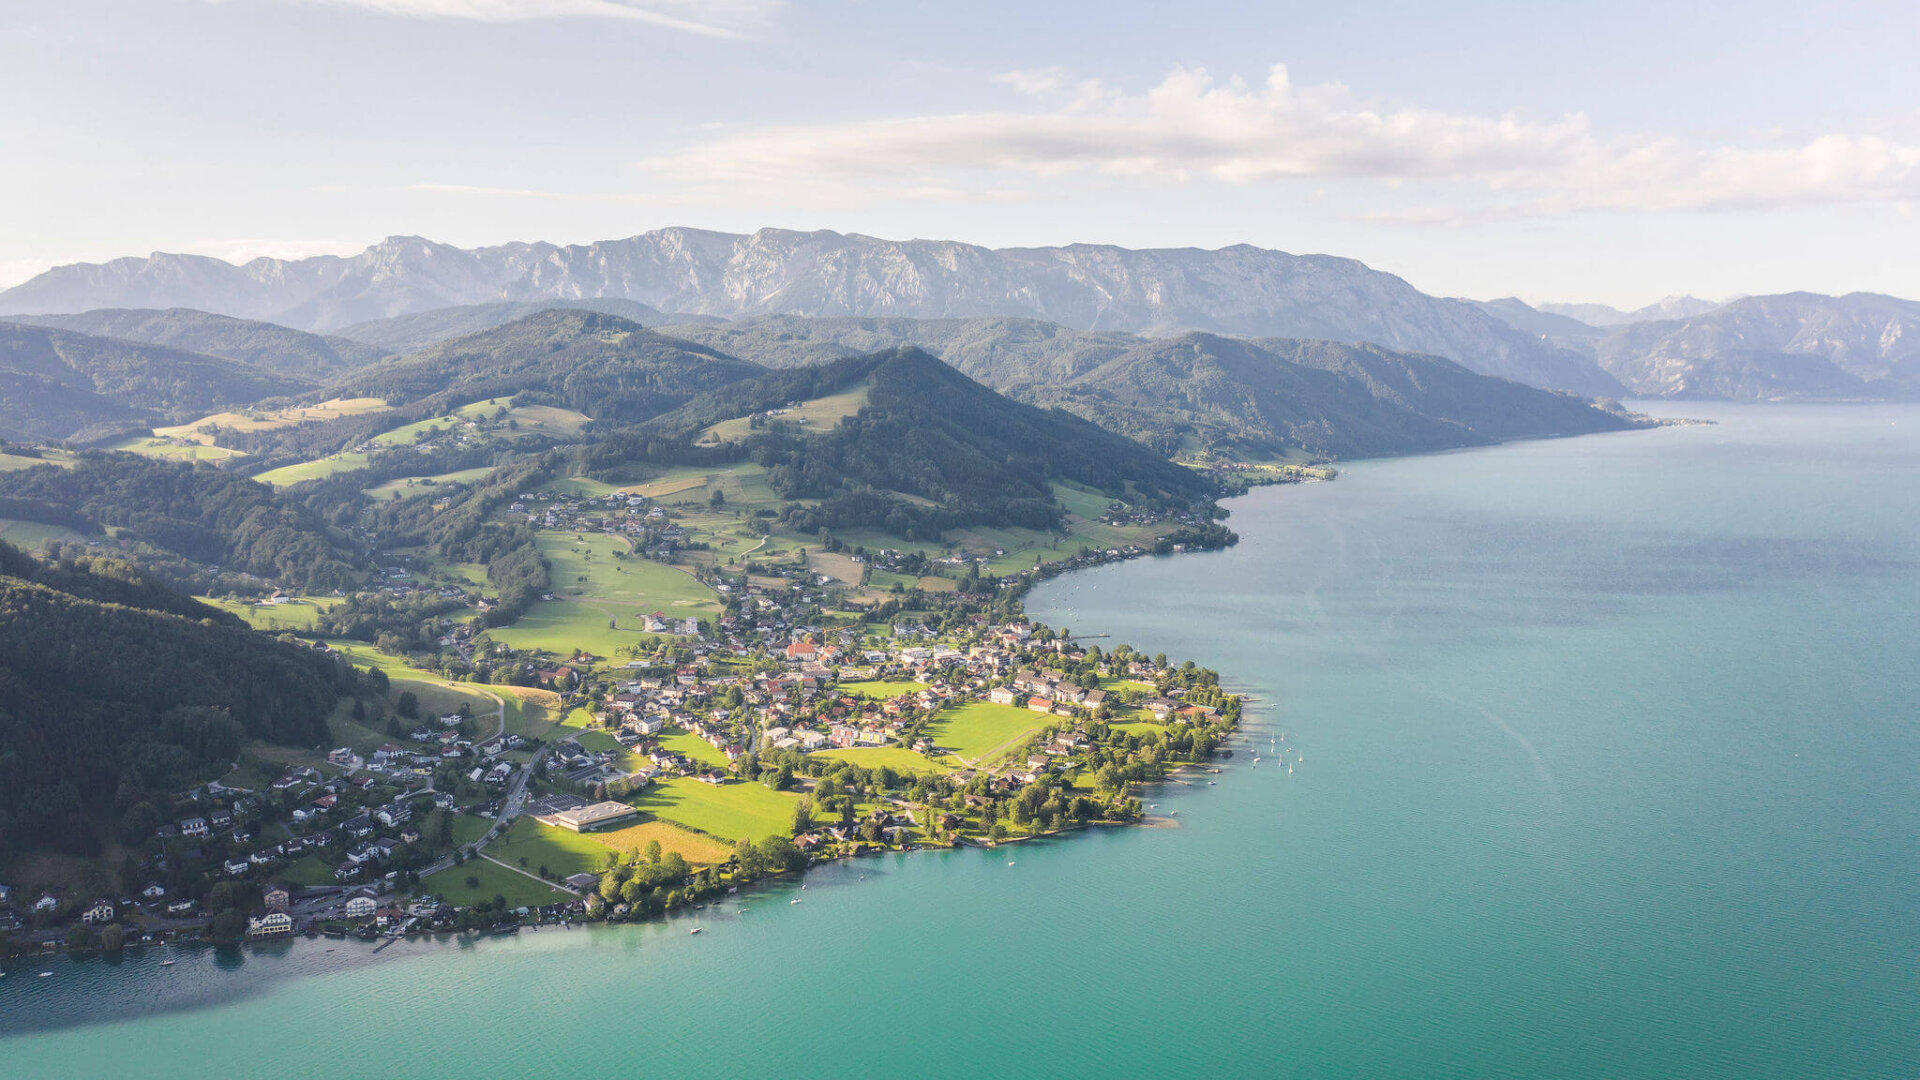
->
{"left": 2, "top": 0, "right": 1917, "bottom": 307}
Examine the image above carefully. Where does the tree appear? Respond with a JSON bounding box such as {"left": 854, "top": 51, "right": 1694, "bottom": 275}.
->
{"left": 99, "top": 923, "right": 126, "bottom": 953}
{"left": 643, "top": 839, "right": 662, "bottom": 864}
{"left": 465, "top": 874, "right": 480, "bottom": 890}
{"left": 791, "top": 797, "right": 814, "bottom": 835}
{"left": 396, "top": 690, "right": 420, "bottom": 719}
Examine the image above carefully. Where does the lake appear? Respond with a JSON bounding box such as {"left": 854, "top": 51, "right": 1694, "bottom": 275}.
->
{"left": 4, "top": 402, "right": 1915, "bottom": 1078}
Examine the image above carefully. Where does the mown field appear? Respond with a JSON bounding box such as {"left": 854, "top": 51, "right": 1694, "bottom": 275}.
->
{"left": 422, "top": 857, "right": 571, "bottom": 909}
{"left": 197, "top": 594, "right": 341, "bottom": 631}
{"left": 925, "top": 701, "right": 1050, "bottom": 765}
{"left": 629, "top": 777, "right": 800, "bottom": 843}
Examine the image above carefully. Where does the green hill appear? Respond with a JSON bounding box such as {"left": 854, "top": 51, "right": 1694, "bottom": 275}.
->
{"left": 609, "top": 347, "right": 1218, "bottom": 537}
{"left": 0, "top": 323, "right": 308, "bottom": 441}
{"left": 0, "top": 455, "right": 366, "bottom": 590}
{"left": 2, "top": 308, "right": 385, "bottom": 381}
{"left": 0, "top": 540, "right": 366, "bottom": 858}
{"left": 1031, "top": 334, "right": 1643, "bottom": 458}
{"left": 331, "top": 298, "right": 684, "bottom": 357}
{"left": 331, "top": 309, "right": 763, "bottom": 421}
{"left": 654, "top": 316, "right": 1640, "bottom": 459}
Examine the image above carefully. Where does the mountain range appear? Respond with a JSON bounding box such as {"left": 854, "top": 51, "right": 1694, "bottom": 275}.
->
{"left": 1472, "top": 293, "right": 1920, "bottom": 400}
{"left": 0, "top": 229, "right": 1623, "bottom": 397}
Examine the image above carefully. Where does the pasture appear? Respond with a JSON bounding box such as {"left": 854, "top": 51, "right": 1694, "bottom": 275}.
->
{"left": 925, "top": 701, "right": 1050, "bottom": 765}
{"left": 629, "top": 777, "right": 800, "bottom": 843}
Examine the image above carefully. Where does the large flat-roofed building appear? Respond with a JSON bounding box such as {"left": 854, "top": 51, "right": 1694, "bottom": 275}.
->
{"left": 539, "top": 801, "right": 640, "bottom": 833}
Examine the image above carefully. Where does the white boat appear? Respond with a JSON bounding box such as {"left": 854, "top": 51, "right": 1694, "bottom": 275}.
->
{"left": 160, "top": 960, "right": 176, "bottom": 967}
{"left": 688, "top": 927, "right": 702, "bottom": 935}
{"left": 38, "top": 971, "right": 52, "bottom": 978}
{"left": 789, "top": 898, "right": 802, "bottom": 905}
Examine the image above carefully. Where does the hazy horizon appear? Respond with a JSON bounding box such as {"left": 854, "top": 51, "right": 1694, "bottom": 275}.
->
{"left": 3, "top": 0, "right": 1916, "bottom": 308}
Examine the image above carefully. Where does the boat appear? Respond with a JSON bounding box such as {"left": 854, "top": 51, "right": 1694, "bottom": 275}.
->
{"left": 1007, "top": 860, "right": 1015, "bottom": 866}
{"left": 789, "top": 898, "right": 802, "bottom": 905}
{"left": 688, "top": 927, "right": 703, "bottom": 935}
{"left": 38, "top": 971, "right": 52, "bottom": 978}
{"left": 159, "top": 960, "right": 175, "bottom": 967}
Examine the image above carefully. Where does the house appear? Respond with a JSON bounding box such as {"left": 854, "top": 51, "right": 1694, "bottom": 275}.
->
{"left": 167, "top": 898, "right": 196, "bottom": 915}
{"left": 0, "top": 884, "right": 11, "bottom": 906}
{"left": 81, "top": 898, "right": 116, "bottom": 925}
{"left": 828, "top": 724, "right": 858, "bottom": 749}
{"left": 376, "top": 802, "right": 413, "bottom": 828}
{"left": 988, "top": 687, "right": 1018, "bottom": 705}
{"left": 33, "top": 893, "right": 60, "bottom": 914}
{"left": 1027, "top": 696, "right": 1055, "bottom": 713}
{"left": 181, "top": 817, "right": 209, "bottom": 838}
{"left": 224, "top": 858, "right": 251, "bottom": 876}
{"left": 342, "top": 893, "right": 377, "bottom": 919}
{"left": 263, "top": 885, "right": 291, "bottom": 911}
{"left": 248, "top": 910, "right": 294, "bottom": 937}
{"left": 327, "top": 747, "right": 356, "bottom": 766}
{"left": 140, "top": 882, "right": 167, "bottom": 901}
{"left": 209, "top": 809, "right": 234, "bottom": 830}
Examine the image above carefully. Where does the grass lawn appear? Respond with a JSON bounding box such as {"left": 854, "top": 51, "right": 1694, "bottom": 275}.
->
{"left": 281, "top": 854, "right": 336, "bottom": 887}
{"left": 593, "top": 820, "right": 734, "bottom": 866}
{"left": 1110, "top": 721, "right": 1170, "bottom": 737}
{"left": 629, "top": 777, "right": 800, "bottom": 843}
{"left": 451, "top": 814, "right": 493, "bottom": 847}
{"left": 837, "top": 679, "right": 925, "bottom": 700}
{"left": 488, "top": 817, "right": 613, "bottom": 879}
{"left": 574, "top": 730, "right": 625, "bottom": 754}
{"left": 321, "top": 639, "right": 447, "bottom": 680}
{"left": 812, "top": 746, "right": 950, "bottom": 775}
{"left": 423, "top": 858, "right": 570, "bottom": 909}
{"left": 658, "top": 727, "right": 731, "bottom": 768}
{"left": 0, "top": 518, "right": 86, "bottom": 549}
{"left": 925, "top": 701, "right": 1050, "bottom": 765}
{"left": 197, "top": 594, "right": 340, "bottom": 631}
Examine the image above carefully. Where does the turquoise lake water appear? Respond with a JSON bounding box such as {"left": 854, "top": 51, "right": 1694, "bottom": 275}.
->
{"left": 3, "top": 402, "right": 1915, "bottom": 1077}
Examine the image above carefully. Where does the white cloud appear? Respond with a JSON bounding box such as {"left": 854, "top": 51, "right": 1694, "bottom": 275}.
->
{"left": 237, "top": 0, "right": 780, "bottom": 38}
{"left": 637, "top": 63, "right": 1920, "bottom": 215}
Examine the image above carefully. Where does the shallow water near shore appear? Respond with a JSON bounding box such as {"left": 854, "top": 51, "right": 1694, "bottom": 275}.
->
{"left": 4, "top": 402, "right": 1916, "bottom": 1078}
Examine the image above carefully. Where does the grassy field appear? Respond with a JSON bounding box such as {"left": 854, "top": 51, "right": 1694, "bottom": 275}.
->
{"left": 254, "top": 451, "right": 372, "bottom": 487}
{"left": 280, "top": 854, "right": 337, "bottom": 887}
{"left": 926, "top": 701, "right": 1050, "bottom": 765}
{"left": 695, "top": 382, "right": 869, "bottom": 445}
{"left": 488, "top": 817, "right": 614, "bottom": 879}
{"left": 154, "top": 398, "right": 388, "bottom": 440}
{"left": 812, "top": 746, "right": 950, "bottom": 774}
{"left": 489, "top": 534, "right": 719, "bottom": 656}
{"left": 197, "top": 594, "right": 341, "bottom": 631}
{"left": 363, "top": 467, "right": 496, "bottom": 502}
{"left": 422, "top": 857, "right": 571, "bottom": 909}
{"left": 838, "top": 679, "right": 925, "bottom": 700}
{"left": 106, "top": 435, "right": 248, "bottom": 462}
{"left": 0, "top": 518, "right": 86, "bottom": 548}
{"left": 454, "top": 397, "right": 590, "bottom": 437}
{"left": 594, "top": 820, "right": 733, "bottom": 865}
{"left": 630, "top": 777, "right": 800, "bottom": 843}
{"left": 658, "top": 727, "right": 731, "bottom": 768}
{"left": 0, "top": 449, "right": 74, "bottom": 471}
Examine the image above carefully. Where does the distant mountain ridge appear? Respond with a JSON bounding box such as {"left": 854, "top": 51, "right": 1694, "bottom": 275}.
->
{"left": 651, "top": 314, "right": 1640, "bottom": 458}
{"left": 1, "top": 307, "right": 383, "bottom": 380}
{"left": 0, "top": 322, "right": 308, "bottom": 441}
{"left": 1537, "top": 296, "right": 1726, "bottom": 327}
{"left": 0, "top": 229, "right": 1621, "bottom": 396}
